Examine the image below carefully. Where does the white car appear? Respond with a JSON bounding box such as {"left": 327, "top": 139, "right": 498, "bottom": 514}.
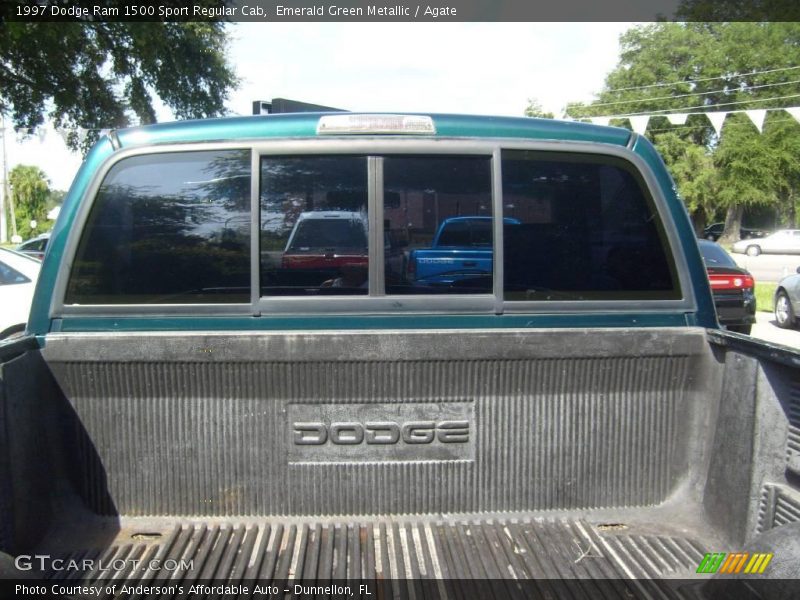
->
{"left": 0, "top": 247, "right": 41, "bottom": 339}
{"left": 732, "top": 229, "right": 800, "bottom": 256}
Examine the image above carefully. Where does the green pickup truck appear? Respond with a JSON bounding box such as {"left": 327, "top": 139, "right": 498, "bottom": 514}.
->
{"left": 1, "top": 113, "right": 799, "bottom": 599}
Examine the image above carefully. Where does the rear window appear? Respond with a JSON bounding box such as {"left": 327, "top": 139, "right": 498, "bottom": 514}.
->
{"left": 63, "top": 145, "right": 683, "bottom": 311}
{"left": 698, "top": 242, "right": 737, "bottom": 267}
{"left": 502, "top": 151, "right": 679, "bottom": 301}
{"left": 65, "top": 150, "right": 251, "bottom": 304}
{"left": 260, "top": 156, "right": 369, "bottom": 296}
{"left": 0, "top": 260, "right": 30, "bottom": 285}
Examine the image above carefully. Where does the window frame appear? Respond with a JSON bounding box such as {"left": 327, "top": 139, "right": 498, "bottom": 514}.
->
{"left": 52, "top": 138, "right": 695, "bottom": 318}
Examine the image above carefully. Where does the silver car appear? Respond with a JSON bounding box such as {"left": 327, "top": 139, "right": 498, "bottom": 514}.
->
{"left": 775, "top": 266, "right": 800, "bottom": 329}
{"left": 732, "top": 229, "right": 800, "bottom": 256}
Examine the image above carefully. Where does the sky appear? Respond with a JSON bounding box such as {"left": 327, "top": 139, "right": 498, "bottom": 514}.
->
{"left": 1, "top": 22, "right": 634, "bottom": 192}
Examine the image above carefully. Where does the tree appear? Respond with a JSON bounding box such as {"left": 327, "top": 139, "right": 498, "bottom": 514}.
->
{"left": 653, "top": 131, "right": 719, "bottom": 232}
{"left": 9, "top": 165, "right": 49, "bottom": 239}
{"left": 0, "top": 17, "right": 238, "bottom": 152}
{"left": 524, "top": 99, "right": 555, "bottom": 119}
{"left": 566, "top": 22, "right": 800, "bottom": 240}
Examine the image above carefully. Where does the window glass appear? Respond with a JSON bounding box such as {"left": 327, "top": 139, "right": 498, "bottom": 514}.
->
{"left": 383, "top": 156, "right": 492, "bottom": 295}
{"left": 0, "top": 260, "right": 30, "bottom": 285}
{"left": 502, "top": 151, "right": 679, "bottom": 301}
{"left": 65, "top": 150, "right": 250, "bottom": 304}
{"left": 698, "top": 242, "right": 737, "bottom": 267}
{"left": 260, "top": 157, "right": 368, "bottom": 296}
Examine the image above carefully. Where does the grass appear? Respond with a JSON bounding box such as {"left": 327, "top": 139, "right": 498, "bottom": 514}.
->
{"left": 755, "top": 282, "right": 777, "bottom": 313}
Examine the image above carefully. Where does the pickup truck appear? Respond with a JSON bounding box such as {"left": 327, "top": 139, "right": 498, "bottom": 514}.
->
{"left": 1, "top": 113, "right": 799, "bottom": 599}
{"left": 405, "top": 216, "right": 518, "bottom": 288}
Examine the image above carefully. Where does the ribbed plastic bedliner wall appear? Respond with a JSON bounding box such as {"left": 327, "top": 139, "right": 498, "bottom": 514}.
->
{"left": 758, "top": 485, "right": 800, "bottom": 532}
{"left": 45, "top": 338, "right": 696, "bottom": 517}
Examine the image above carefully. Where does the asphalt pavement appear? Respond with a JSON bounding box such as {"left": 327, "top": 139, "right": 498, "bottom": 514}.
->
{"left": 748, "top": 311, "right": 800, "bottom": 349}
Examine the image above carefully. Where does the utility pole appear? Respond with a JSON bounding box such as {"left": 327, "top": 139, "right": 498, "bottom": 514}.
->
{"left": 0, "top": 114, "right": 7, "bottom": 243}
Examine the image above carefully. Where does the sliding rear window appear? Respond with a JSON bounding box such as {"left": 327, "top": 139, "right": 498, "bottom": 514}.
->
{"left": 65, "top": 150, "right": 251, "bottom": 304}
{"left": 502, "top": 150, "right": 679, "bottom": 301}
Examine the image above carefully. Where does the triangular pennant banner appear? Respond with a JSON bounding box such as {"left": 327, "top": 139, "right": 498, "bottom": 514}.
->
{"left": 99, "top": 129, "right": 111, "bottom": 137}
{"left": 590, "top": 117, "right": 611, "bottom": 127}
{"left": 629, "top": 115, "right": 650, "bottom": 134}
{"left": 56, "top": 128, "right": 70, "bottom": 144}
{"left": 75, "top": 128, "right": 88, "bottom": 146}
{"left": 745, "top": 109, "right": 767, "bottom": 133}
{"left": 707, "top": 112, "right": 728, "bottom": 136}
{"left": 666, "top": 113, "right": 688, "bottom": 125}
{"left": 785, "top": 107, "right": 800, "bottom": 125}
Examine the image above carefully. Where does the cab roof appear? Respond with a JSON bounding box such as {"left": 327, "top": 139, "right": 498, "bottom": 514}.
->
{"left": 112, "top": 113, "right": 633, "bottom": 148}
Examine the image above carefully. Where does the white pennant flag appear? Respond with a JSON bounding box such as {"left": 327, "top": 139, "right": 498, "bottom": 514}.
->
{"left": 745, "top": 109, "right": 767, "bottom": 133}
{"left": 56, "top": 128, "right": 70, "bottom": 144}
{"left": 667, "top": 113, "right": 689, "bottom": 125}
{"left": 785, "top": 107, "right": 800, "bottom": 125}
{"left": 707, "top": 112, "right": 728, "bottom": 136}
{"left": 629, "top": 115, "right": 650, "bottom": 134}
{"left": 99, "top": 129, "right": 111, "bottom": 137}
{"left": 590, "top": 117, "right": 611, "bottom": 127}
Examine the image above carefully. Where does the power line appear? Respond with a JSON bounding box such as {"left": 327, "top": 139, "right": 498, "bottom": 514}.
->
{"left": 566, "top": 79, "right": 800, "bottom": 114}
{"left": 584, "top": 93, "right": 800, "bottom": 119}
{"left": 583, "top": 65, "right": 800, "bottom": 95}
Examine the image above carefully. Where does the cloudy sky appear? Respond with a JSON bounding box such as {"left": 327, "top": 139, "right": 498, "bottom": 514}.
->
{"left": 3, "top": 22, "right": 633, "bottom": 191}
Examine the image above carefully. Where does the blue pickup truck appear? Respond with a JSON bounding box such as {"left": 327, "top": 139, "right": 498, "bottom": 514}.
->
{"left": 1, "top": 112, "right": 799, "bottom": 598}
{"left": 405, "top": 216, "right": 519, "bottom": 288}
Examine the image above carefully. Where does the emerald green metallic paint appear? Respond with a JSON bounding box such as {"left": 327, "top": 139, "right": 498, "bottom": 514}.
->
{"left": 55, "top": 313, "right": 690, "bottom": 333}
{"left": 28, "top": 113, "right": 715, "bottom": 335}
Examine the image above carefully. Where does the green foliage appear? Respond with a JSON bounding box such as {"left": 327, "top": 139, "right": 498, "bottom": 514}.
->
{"left": 9, "top": 165, "right": 49, "bottom": 239}
{"left": 566, "top": 22, "right": 800, "bottom": 237}
{"left": 524, "top": 99, "right": 555, "bottom": 119}
{"left": 0, "top": 18, "right": 238, "bottom": 153}
{"left": 755, "top": 282, "right": 777, "bottom": 313}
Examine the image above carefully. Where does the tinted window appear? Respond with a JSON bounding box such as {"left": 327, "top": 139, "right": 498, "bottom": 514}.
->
{"left": 260, "top": 157, "right": 368, "bottom": 296}
{"left": 20, "top": 239, "right": 46, "bottom": 252}
{"left": 698, "top": 242, "right": 737, "bottom": 267}
{"left": 502, "top": 151, "right": 678, "bottom": 300}
{"left": 384, "top": 156, "right": 492, "bottom": 295}
{"left": 0, "top": 260, "right": 30, "bottom": 285}
{"left": 66, "top": 150, "right": 251, "bottom": 304}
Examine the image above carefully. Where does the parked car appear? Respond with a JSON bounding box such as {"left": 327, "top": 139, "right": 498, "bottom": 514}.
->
{"left": 0, "top": 247, "right": 40, "bottom": 339}
{"left": 774, "top": 266, "right": 800, "bottom": 329}
{"left": 732, "top": 229, "right": 800, "bottom": 256}
{"left": 697, "top": 240, "right": 756, "bottom": 334}
{"left": 15, "top": 232, "right": 50, "bottom": 260}
{"left": 702, "top": 222, "right": 769, "bottom": 242}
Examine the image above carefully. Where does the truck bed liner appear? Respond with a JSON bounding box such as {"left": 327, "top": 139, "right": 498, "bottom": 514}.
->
{"left": 40, "top": 515, "right": 708, "bottom": 598}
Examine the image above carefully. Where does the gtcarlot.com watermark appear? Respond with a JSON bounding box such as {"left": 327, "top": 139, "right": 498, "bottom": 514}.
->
{"left": 14, "top": 553, "right": 193, "bottom": 573}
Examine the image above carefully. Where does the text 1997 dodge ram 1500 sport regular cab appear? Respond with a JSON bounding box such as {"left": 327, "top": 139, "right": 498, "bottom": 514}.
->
{"left": 1, "top": 113, "right": 799, "bottom": 599}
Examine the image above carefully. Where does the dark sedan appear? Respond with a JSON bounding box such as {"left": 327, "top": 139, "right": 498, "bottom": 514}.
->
{"left": 702, "top": 222, "right": 769, "bottom": 242}
{"left": 698, "top": 240, "right": 756, "bottom": 334}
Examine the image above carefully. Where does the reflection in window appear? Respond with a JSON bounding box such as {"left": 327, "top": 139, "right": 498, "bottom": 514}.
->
{"left": 260, "top": 157, "right": 368, "bottom": 296}
{"left": 383, "top": 156, "right": 492, "bottom": 295}
{"left": 65, "top": 150, "right": 251, "bottom": 304}
{"left": 501, "top": 151, "right": 679, "bottom": 301}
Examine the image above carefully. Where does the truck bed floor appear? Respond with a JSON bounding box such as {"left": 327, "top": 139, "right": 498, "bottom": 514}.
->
{"left": 37, "top": 515, "right": 711, "bottom": 599}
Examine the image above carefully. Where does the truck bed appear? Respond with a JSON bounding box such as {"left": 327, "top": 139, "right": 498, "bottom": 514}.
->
{"left": 2, "top": 328, "right": 799, "bottom": 597}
